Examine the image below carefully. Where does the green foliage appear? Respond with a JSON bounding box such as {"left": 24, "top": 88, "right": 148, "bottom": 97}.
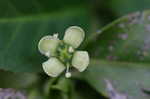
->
{"left": 83, "top": 10, "right": 150, "bottom": 98}
{"left": 86, "top": 10, "right": 150, "bottom": 62}
{"left": 0, "top": 0, "right": 87, "bottom": 18}
{"left": 83, "top": 60, "right": 150, "bottom": 99}
{"left": 0, "top": 0, "right": 150, "bottom": 99}
{"left": 0, "top": 1, "right": 90, "bottom": 72}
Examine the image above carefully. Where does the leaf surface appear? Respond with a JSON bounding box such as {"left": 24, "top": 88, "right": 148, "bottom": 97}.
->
{"left": 83, "top": 10, "right": 150, "bottom": 99}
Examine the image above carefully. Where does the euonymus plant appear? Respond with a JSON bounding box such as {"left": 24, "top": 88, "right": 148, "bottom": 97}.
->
{"left": 0, "top": 0, "right": 150, "bottom": 99}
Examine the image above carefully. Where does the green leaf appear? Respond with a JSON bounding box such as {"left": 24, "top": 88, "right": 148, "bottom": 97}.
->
{"left": 83, "top": 10, "right": 150, "bottom": 99}
{"left": 0, "top": 0, "right": 87, "bottom": 18}
{"left": 0, "top": 0, "right": 90, "bottom": 72}
{"left": 86, "top": 10, "right": 150, "bottom": 62}
{"left": 83, "top": 60, "right": 150, "bottom": 99}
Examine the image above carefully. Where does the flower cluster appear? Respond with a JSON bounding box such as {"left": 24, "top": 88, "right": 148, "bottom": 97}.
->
{"left": 38, "top": 26, "right": 89, "bottom": 78}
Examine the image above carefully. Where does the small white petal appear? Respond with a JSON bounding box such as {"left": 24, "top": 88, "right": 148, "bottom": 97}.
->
{"left": 42, "top": 58, "right": 65, "bottom": 77}
{"left": 72, "top": 51, "right": 89, "bottom": 72}
{"left": 38, "top": 35, "right": 60, "bottom": 57}
{"left": 63, "top": 26, "right": 85, "bottom": 48}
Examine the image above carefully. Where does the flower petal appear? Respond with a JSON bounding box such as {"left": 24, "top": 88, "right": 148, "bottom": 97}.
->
{"left": 63, "top": 26, "right": 85, "bottom": 48}
{"left": 72, "top": 51, "right": 89, "bottom": 72}
{"left": 38, "top": 35, "right": 60, "bottom": 57}
{"left": 42, "top": 58, "right": 65, "bottom": 77}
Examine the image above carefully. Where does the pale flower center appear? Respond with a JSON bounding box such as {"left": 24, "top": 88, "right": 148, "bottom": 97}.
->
{"left": 55, "top": 41, "right": 75, "bottom": 78}
{"left": 56, "top": 41, "right": 74, "bottom": 65}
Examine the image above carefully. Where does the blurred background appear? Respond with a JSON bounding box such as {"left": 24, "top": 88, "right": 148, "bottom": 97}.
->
{"left": 1, "top": 0, "right": 150, "bottom": 34}
{"left": 0, "top": 0, "right": 150, "bottom": 99}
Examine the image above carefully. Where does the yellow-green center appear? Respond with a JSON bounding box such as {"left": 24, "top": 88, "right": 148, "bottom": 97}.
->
{"left": 56, "top": 41, "right": 74, "bottom": 66}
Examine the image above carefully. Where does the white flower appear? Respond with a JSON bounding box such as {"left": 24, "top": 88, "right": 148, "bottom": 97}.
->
{"left": 38, "top": 26, "right": 90, "bottom": 78}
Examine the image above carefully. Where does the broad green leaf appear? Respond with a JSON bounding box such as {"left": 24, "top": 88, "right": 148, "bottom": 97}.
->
{"left": 0, "top": 5, "right": 90, "bottom": 72}
{"left": 83, "top": 10, "right": 150, "bottom": 99}
{"left": 83, "top": 60, "right": 150, "bottom": 99}
{"left": 0, "top": 0, "right": 87, "bottom": 18}
{"left": 86, "top": 10, "right": 150, "bottom": 62}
